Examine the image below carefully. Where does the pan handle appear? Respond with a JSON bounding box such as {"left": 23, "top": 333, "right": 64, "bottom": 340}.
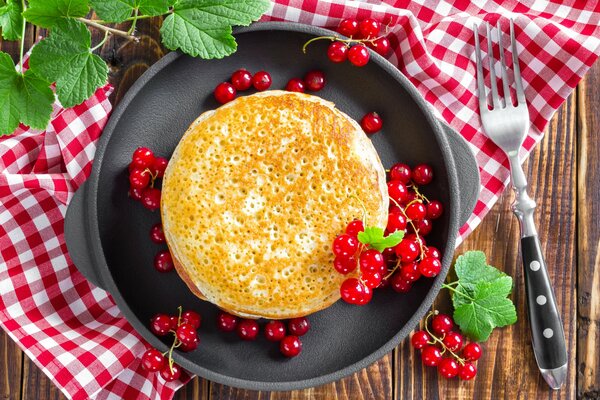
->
{"left": 64, "top": 182, "right": 106, "bottom": 290}
{"left": 439, "top": 121, "right": 480, "bottom": 227}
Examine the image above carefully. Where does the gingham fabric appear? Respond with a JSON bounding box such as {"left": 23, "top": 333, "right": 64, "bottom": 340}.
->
{"left": 1, "top": 1, "right": 599, "bottom": 399}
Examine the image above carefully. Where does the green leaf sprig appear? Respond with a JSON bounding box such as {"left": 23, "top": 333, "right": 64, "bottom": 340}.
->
{"left": 442, "top": 251, "right": 517, "bottom": 342}
{"left": 357, "top": 226, "right": 404, "bottom": 252}
{"left": 0, "top": 0, "right": 271, "bottom": 135}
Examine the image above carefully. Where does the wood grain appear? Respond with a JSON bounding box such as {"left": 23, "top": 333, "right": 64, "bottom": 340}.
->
{"left": 0, "top": 16, "right": 597, "bottom": 400}
{"left": 576, "top": 61, "right": 600, "bottom": 400}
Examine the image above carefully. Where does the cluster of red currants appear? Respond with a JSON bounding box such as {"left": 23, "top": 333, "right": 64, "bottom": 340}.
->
{"left": 141, "top": 308, "right": 202, "bottom": 381}
{"left": 128, "top": 147, "right": 168, "bottom": 211}
{"left": 217, "top": 312, "right": 310, "bottom": 358}
{"left": 214, "top": 69, "right": 272, "bottom": 104}
{"left": 385, "top": 163, "right": 444, "bottom": 293}
{"left": 411, "top": 311, "right": 481, "bottom": 380}
{"left": 305, "top": 18, "right": 391, "bottom": 67}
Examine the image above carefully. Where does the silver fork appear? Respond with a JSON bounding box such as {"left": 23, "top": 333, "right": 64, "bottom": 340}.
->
{"left": 474, "top": 20, "right": 567, "bottom": 389}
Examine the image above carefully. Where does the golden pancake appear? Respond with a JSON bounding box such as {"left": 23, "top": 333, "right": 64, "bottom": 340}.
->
{"left": 161, "top": 91, "right": 388, "bottom": 319}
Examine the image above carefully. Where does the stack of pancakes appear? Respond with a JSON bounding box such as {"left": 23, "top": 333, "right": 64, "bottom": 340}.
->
{"left": 161, "top": 91, "right": 388, "bottom": 319}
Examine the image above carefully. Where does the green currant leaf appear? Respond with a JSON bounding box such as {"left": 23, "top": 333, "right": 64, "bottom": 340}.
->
{"left": 0, "top": 0, "right": 23, "bottom": 40}
{"left": 23, "top": 0, "right": 89, "bottom": 28}
{"left": 357, "top": 226, "right": 404, "bottom": 252}
{"left": 0, "top": 52, "right": 54, "bottom": 135}
{"left": 90, "top": 0, "right": 169, "bottom": 22}
{"left": 29, "top": 19, "right": 108, "bottom": 108}
{"left": 159, "top": 0, "right": 270, "bottom": 59}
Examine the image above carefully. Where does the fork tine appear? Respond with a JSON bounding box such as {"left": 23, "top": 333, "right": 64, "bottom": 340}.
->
{"left": 497, "top": 20, "right": 511, "bottom": 107}
{"left": 473, "top": 24, "right": 488, "bottom": 112}
{"left": 510, "top": 19, "right": 526, "bottom": 105}
{"left": 485, "top": 22, "right": 500, "bottom": 109}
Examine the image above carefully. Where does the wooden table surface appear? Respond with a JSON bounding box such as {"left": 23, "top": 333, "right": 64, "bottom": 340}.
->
{"left": 1, "top": 18, "right": 599, "bottom": 400}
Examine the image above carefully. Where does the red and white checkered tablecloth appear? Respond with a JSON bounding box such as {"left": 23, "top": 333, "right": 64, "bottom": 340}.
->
{"left": 1, "top": 1, "right": 599, "bottom": 399}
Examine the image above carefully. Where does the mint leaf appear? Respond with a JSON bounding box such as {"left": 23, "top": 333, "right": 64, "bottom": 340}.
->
{"left": 0, "top": 52, "right": 54, "bottom": 135}
{"left": 0, "top": 0, "right": 23, "bottom": 40}
{"left": 160, "top": 0, "right": 270, "bottom": 59}
{"left": 453, "top": 281, "right": 518, "bottom": 341}
{"left": 90, "top": 0, "right": 169, "bottom": 22}
{"left": 23, "top": 0, "right": 89, "bottom": 28}
{"left": 357, "top": 226, "right": 404, "bottom": 252}
{"left": 29, "top": 19, "right": 108, "bottom": 108}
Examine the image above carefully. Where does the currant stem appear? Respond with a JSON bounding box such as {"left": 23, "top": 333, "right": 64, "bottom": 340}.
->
{"left": 442, "top": 283, "right": 475, "bottom": 301}
{"left": 177, "top": 306, "right": 183, "bottom": 326}
{"left": 349, "top": 194, "right": 368, "bottom": 227}
{"left": 423, "top": 310, "right": 467, "bottom": 365}
{"left": 128, "top": 8, "right": 139, "bottom": 35}
{"left": 384, "top": 258, "right": 401, "bottom": 280}
{"left": 78, "top": 18, "right": 138, "bottom": 41}
{"left": 18, "top": 0, "right": 26, "bottom": 73}
{"left": 302, "top": 34, "right": 384, "bottom": 54}
{"left": 90, "top": 30, "right": 109, "bottom": 52}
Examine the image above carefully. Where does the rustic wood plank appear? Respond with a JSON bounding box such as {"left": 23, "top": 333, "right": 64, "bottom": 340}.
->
{"left": 395, "top": 92, "right": 577, "bottom": 399}
{"left": 20, "top": 357, "right": 64, "bottom": 400}
{"left": 209, "top": 355, "right": 393, "bottom": 400}
{"left": 0, "top": 329, "right": 23, "bottom": 400}
{"left": 173, "top": 376, "right": 210, "bottom": 400}
{"left": 576, "top": 61, "right": 600, "bottom": 399}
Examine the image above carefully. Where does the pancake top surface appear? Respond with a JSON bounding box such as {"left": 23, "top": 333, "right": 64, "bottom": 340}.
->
{"left": 161, "top": 91, "right": 388, "bottom": 319}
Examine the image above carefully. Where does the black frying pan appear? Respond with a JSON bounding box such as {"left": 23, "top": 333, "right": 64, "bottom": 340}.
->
{"left": 64, "top": 23, "right": 480, "bottom": 391}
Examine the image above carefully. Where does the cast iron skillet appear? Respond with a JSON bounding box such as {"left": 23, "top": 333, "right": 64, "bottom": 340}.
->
{"left": 64, "top": 23, "right": 480, "bottom": 391}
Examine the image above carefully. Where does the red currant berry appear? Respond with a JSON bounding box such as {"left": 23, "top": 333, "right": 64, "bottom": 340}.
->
{"left": 141, "top": 187, "right": 161, "bottom": 211}
{"left": 129, "top": 186, "right": 143, "bottom": 201}
{"left": 214, "top": 82, "right": 236, "bottom": 104}
{"left": 217, "top": 312, "right": 238, "bottom": 332}
{"left": 443, "top": 331, "right": 463, "bottom": 352}
{"left": 151, "top": 157, "right": 168, "bottom": 178}
{"left": 280, "top": 335, "right": 302, "bottom": 357}
{"left": 425, "top": 246, "right": 441, "bottom": 260}
{"left": 390, "top": 273, "right": 412, "bottom": 293}
{"left": 360, "top": 112, "right": 383, "bottom": 134}
{"left": 252, "top": 71, "right": 272, "bottom": 91}
{"left": 358, "top": 18, "right": 381, "bottom": 38}
{"left": 264, "top": 320, "right": 286, "bottom": 342}
{"left": 160, "top": 363, "right": 181, "bottom": 382}
{"left": 387, "top": 212, "right": 407, "bottom": 233}
{"left": 421, "top": 345, "right": 442, "bottom": 367}
{"left": 150, "top": 223, "right": 165, "bottom": 244}
{"left": 129, "top": 169, "right": 150, "bottom": 189}
{"left": 368, "top": 36, "right": 391, "bottom": 56}
{"left": 405, "top": 202, "right": 427, "bottom": 221}
{"left": 390, "top": 163, "right": 411, "bottom": 183}
{"left": 345, "top": 219, "right": 364, "bottom": 236}
{"left": 417, "top": 218, "right": 432, "bottom": 236}
{"left": 178, "top": 339, "right": 198, "bottom": 352}
{"left": 132, "top": 147, "right": 155, "bottom": 170}
{"left": 181, "top": 310, "right": 201, "bottom": 329}
{"left": 285, "top": 78, "right": 305, "bottom": 93}
{"left": 418, "top": 257, "right": 441, "bottom": 278}
{"left": 230, "top": 69, "right": 253, "bottom": 91}
{"left": 378, "top": 275, "right": 391, "bottom": 288}
{"left": 359, "top": 249, "right": 385, "bottom": 273}
{"left": 431, "top": 313, "right": 454, "bottom": 335}
{"left": 395, "top": 239, "right": 420, "bottom": 263}
{"left": 337, "top": 18, "right": 359, "bottom": 37}
{"left": 426, "top": 200, "right": 443, "bottom": 219}
{"left": 288, "top": 317, "right": 310, "bottom": 336}
{"left": 382, "top": 247, "right": 396, "bottom": 263}
{"left": 411, "top": 330, "right": 430, "bottom": 349}
{"left": 438, "top": 358, "right": 459, "bottom": 378}
{"left": 332, "top": 234, "right": 359, "bottom": 258}
{"left": 340, "top": 278, "right": 372, "bottom": 304}
{"left": 400, "top": 262, "right": 421, "bottom": 283}
{"left": 387, "top": 180, "right": 408, "bottom": 204}
{"left": 141, "top": 348, "right": 165, "bottom": 372}
{"left": 459, "top": 362, "right": 477, "bottom": 380}
{"left": 348, "top": 45, "right": 370, "bottom": 67}
{"left": 169, "top": 315, "right": 178, "bottom": 328}
{"left": 303, "top": 70, "right": 326, "bottom": 92}
{"left": 150, "top": 314, "right": 173, "bottom": 336}
{"left": 237, "top": 319, "right": 259, "bottom": 341}
{"left": 361, "top": 270, "right": 383, "bottom": 288}
{"left": 176, "top": 323, "right": 198, "bottom": 345}
{"left": 333, "top": 255, "right": 357, "bottom": 274}
{"left": 462, "top": 342, "right": 482, "bottom": 361}
{"left": 154, "top": 250, "right": 174, "bottom": 273}
{"left": 327, "top": 41, "right": 348, "bottom": 63}
{"left": 412, "top": 164, "right": 434, "bottom": 185}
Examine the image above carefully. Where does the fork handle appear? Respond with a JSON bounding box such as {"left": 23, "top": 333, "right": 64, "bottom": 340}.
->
{"left": 521, "top": 235, "right": 567, "bottom": 371}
